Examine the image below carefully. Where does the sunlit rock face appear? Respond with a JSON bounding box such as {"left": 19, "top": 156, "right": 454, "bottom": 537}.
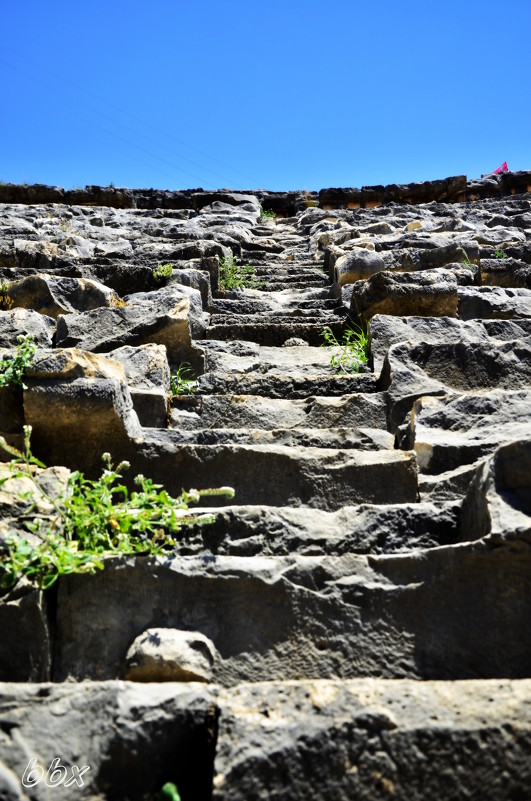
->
{"left": 0, "top": 174, "right": 530, "bottom": 800}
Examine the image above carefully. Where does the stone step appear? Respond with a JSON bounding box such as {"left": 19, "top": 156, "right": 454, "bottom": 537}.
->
{"left": 133, "top": 436, "right": 417, "bottom": 509}
{"left": 205, "top": 320, "right": 347, "bottom": 346}
{"left": 209, "top": 297, "right": 339, "bottom": 314}
{"left": 164, "top": 500, "right": 461, "bottom": 557}
{"left": 212, "top": 679, "right": 531, "bottom": 801}
{"left": 156, "top": 426, "right": 394, "bottom": 450}
{"left": 170, "top": 392, "right": 389, "bottom": 431}
{"left": 49, "top": 538, "right": 529, "bottom": 683}
{"left": 1, "top": 679, "right": 528, "bottom": 801}
{"left": 208, "top": 310, "right": 339, "bottom": 325}
{"left": 195, "top": 370, "right": 375, "bottom": 398}
{"left": 251, "top": 264, "right": 324, "bottom": 276}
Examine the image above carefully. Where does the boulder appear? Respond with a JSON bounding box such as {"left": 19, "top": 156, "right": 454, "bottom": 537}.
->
{"left": 55, "top": 287, "right": 202, "bottom": 367}
{"left": 7, "top": 273, "right": 119, "bottom": 318}
{"left": 458, "top": 285, "right": 531, "bottom": 319}
{"left": 23, "top": 349, "right": 140, "bottom": 475}
{"left": 0, "top": 308, "right": 55, "bottom": 348}
{"left": 350, "top": 269, "right": 458, "bottom": 322}
{"left": 333, "top": 248, "right": 385, "bottom": 288}
{"left": 124, "top": 627, "right": 217, "bottom": 682}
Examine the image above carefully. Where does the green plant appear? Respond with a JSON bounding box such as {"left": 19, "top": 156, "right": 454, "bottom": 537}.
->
{"left": 153, "top": 263, "right": 174, "bottom": 283}
{"left": 0, "top": 335, "right": 35, "bottom": 389}
{"left": 157, "top": 783, "right": 181, "bottom": 801}
{"left": 495, "top": 249, "right": 507, "bottom": 259}
{"left": 170, "top": 363, "right": 197, "bottom": 396}
{"left": 260, "top": 208, "right": 276, "bottom": 219}
{"left": 321, "top": 324, "right": 369, "bottom": 374}
{"left": 0, "top": 281, "right": 13, "bottom": 311}
{"left": 0, "top": 427, "right": 234, "bottom": 590}
{"left": 219, "top": 251, "right": 263, "bottom": 291}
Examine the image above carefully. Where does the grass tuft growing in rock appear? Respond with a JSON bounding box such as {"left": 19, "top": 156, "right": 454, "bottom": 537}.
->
{"left": 0, "top": 427, "right": 234, "bottom": 590}
{"left": 170, "top": 362, "right": 197, "bottom": 396}
{"left": 321, "top": 324, "right": 369, "bottom": 374}
{"left": 219, "top": 251, "right": 263, "bottom": 291}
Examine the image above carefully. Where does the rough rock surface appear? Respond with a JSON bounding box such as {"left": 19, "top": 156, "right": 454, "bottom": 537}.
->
{"left": 0, "top": 177, "right": 530, "bottom": 799}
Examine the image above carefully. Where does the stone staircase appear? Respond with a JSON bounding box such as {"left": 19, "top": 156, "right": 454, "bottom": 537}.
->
{"left": 0, "top": 184, "right": 530, "bottom": 800}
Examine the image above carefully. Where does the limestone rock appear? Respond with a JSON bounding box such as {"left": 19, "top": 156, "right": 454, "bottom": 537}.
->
{"left": 0, "top": 308, "right": 55, "bottom": 348}
{"left": 108, "top": 344, "right": 170, "bottom": 428}
{"left": 379, "top": 338, "right": 531, "bottom": 431}
{"left": 459, "top": 438, "right": 531, "bottom": 544}
{"left": 369, "top": 314, "right": 531, "bottom": 376}
{"left": 0, "top": 583, "right": 51, "bottom": 681}
{"left": 400, "top": 241, "right": 478, "bottom": 270}
{"left": 480, "top": 256, "right": 531, "bottom": 288}
{"left": 0, "top": 681, "right": 218, "bottom": 801}
{"left": 23, "top": 349, "right": 141, "bottom": 475}
{"left": 350, "top": 269, "right": 458, "bottom": 322}
{"left": 397, "top": 390, "right": 531, "bottom": 475}
{"left": 333, "top": 248, "right": 385, "bottom": 287}
{"left": 458, "top": 285, "right": 531, "bottom": 319}
{"left": 124, "top": 627, "right": 217, "bottom": 682}
{"left": 7, "top": 273, "right": 119, "bottom": 318}
{"left": 213, "top": 679, "right": 531, "bottom": 801}
{"left": 53, "top": 541, "right": 531, "bottom": 682}
{"left": 55, "top": 287, "right": 198, "bottom": 366}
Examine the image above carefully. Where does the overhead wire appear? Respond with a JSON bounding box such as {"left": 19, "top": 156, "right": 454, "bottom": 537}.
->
{"left": 1, "top": 48, "right": 261, "bottom": 189}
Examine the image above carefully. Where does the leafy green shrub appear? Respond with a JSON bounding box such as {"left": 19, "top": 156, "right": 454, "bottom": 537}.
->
{"left": 495, "top": 249, "right": 507, "bottom": 259}
{"left": 260, "top": 208, "right": 276, "bottom": 219}
{"left": 0, "top": 335, "right": 35, "bottom": 389}
{"left": 170, "top": 363, "right": 197, "bottom": 396}
{"left": 153, "top": 263, "right": 174, "bottom": 283}
{"left": 0, "top": 427, "right": 234, "bottom": 590}
{"left": 219, "top": 251, "right": 263, "bottom": 291}
{"left": 321, "top": 324, "right": 369, "bottom": 374}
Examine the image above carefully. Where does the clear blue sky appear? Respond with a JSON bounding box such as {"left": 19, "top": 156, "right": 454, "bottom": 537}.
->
{"left": 2, "top": 0, "right": 530, "bottom": 191}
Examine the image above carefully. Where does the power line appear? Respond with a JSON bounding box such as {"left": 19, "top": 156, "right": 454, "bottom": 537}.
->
{"left": 1, "top": 50, "right": 260, "bottom": 189}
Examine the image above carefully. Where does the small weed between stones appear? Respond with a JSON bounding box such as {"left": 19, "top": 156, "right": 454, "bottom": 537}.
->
{"left": 0, "top": 335, "right": 35, "bottom": 389}
{"left": 0, "top": 427, "right": 234, "bottom": 590}
{"left": 219, "top": 251, "right": 264, "bottom": 291}
{"left": 153, "top": 263, "right": 174, "bottom": 283}
{"left": 321, "top": 324, "right": 369, "bottom": 374}
{"left": 170, "top": 363, "right": 197, "bottom": 396}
